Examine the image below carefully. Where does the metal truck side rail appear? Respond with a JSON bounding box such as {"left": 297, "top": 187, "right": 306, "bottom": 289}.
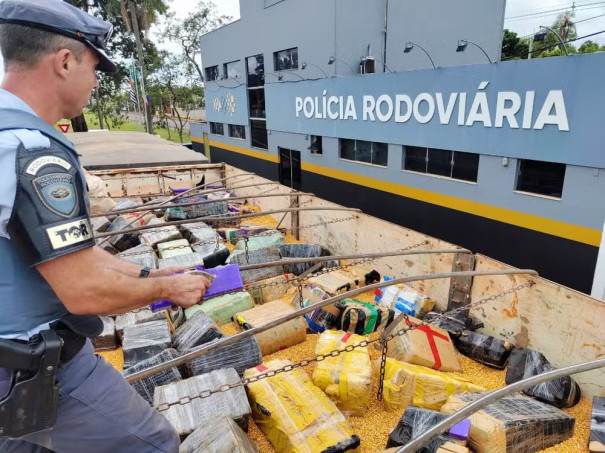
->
{"left": 95, "top": 207, "right": 362, "bottom": 238}
{"left": 238, "top": 248, "right": 471, "bottom": 271}
{"left": 395, "top": 357, "right": 605, "bottom": 453}
{"left": 125, "top": 269, "right": 537, "bottom": 383}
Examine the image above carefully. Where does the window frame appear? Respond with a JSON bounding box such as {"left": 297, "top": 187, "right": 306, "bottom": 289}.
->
{"left": 339, "top": 139, "right": 388, "bottom": 167}
{"left": 250, "top": 119, "right": 269, "bottom": 150}
{"left": 228, "top": 124, "right": 246, "bottom": 140}
{"left": 515, "top": 158, "right": 566, "bottom": 199}
{"left": 223, "top": 60, "right": 241, "bottom": 79}
{"left": 209, "top": 122, "right": 224, "bottom": 136}
{"left": 274, "top": 47, "right": 299, "bottom": 72}
{"left": 402, "top": 146, "right": 479, "bottom": 183}
{"left": 205, "top": 65, "right": 219, "bottom": 82}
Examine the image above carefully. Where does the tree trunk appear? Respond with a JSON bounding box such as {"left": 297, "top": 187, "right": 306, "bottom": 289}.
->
{"left": 95, "top": 90, "right": 105, "bottom": 130}
{"left": 70, "top": 114, "right": 88, "bottom": 132}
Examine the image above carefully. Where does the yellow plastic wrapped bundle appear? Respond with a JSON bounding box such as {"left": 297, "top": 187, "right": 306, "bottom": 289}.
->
{"left": 381, "top": 358, "right": 485, "bottom": 412}
{"left": 311, "top": 331, "right": 371, "bottom": 416}
{"left": 244, "top": 360, "right": 360, "bottom": 453}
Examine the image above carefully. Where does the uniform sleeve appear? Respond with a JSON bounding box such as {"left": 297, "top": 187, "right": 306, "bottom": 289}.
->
{"left": 7, "top": 139, "right": 94, "bottom": 267}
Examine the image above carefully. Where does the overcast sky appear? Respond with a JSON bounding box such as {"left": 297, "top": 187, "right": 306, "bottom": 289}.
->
{"left": 1, "top": 0, "right": 604, "bottom": 82}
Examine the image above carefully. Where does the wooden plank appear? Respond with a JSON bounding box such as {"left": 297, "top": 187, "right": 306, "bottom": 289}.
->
{"left": 471, "top": 254, "right": 605, "bottom": 399}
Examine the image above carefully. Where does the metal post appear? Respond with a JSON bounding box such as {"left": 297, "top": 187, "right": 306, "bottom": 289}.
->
{"left": 128, "top": 0, "right": 153, "bottom": 134}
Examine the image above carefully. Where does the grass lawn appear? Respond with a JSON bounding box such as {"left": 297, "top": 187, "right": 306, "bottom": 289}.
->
{"left": 56, "top": 111, "right": 191, "bottom": 144}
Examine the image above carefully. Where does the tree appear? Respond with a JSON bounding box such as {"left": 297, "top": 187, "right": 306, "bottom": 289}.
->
{"left": 95, "top": 67, "right": 129, "bottom": 130}
{"left": 162, "top": 1, "right": 231, "bottom": 83}
{"left": 532, "top": 11, "right": 577, "bottom": 57}
{"left": 578, "top": 40, "right": 605, "bottom": 54}
{"left": 501, "top": 29, "right": 530, "bottom": 60}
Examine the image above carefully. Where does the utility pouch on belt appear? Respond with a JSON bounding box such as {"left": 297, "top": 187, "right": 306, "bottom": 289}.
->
{"left": 0, "top": 330, "right": 61, "bottom": 438}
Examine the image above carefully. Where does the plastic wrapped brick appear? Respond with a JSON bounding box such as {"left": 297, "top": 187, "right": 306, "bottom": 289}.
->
{"left": 233, "top": 300, "right": 307, "bottom": 355}
{"left": 307, "top": 269, "right": 366, "bottom": 295}
{"left": 590, "top": 397, "right": 605, "bottom": 453}
{"left": 277, "top": 244, "right": 337, "bottom": 276}
{"left": 122, "top": 319, "right": 172, "bottom": 369}
{"left": 106, "top": 215, "right": 142, "bottom": 251}
{"left": 91, "top": 216, "right": 111, "bottom": 233}
{"left": 233, "top": 230, "right": 284, "bottom": 251}
{"left": 375, "top": 281, "right": 436, "bottom": 319}
{"left": 505, "top": 348, "right": 581, "bottom": 408}
{"left": 158, "top": 252, "right": 206, "bottom": 270}
{"left": 179, "top": 221, "right": 218, "bottom": 244}
{"left": 424, "top": 312, "right": 474, "bottom": 337}
{"left": 122, "top": 348, "right": 182, "bottom": 405}
{"left": 454, "top": 331, "right": 513, "bottom": 369}
{"left": 115, "top": 307, "right": 166, "bottom": 340}
{"left": 245, "top": 359, "right": 361, "bottom": 453}
{"left": 336, "top": 299, "right": 394, "bottom": 335}
{"left": 388, "top": 315, "right": 462, "bottom": 372}
{"left": 118, "top": 244, "right": 158, "bottom": 269}
{"left": 219, "top": 225, "right": 273, "bottom": 245}
{"left": 172, "top": 310, "right": 224, "bottom": 353}
{"left": 185, "top": 291, "right": 254, "bottom": 325}
{"left": 312, "top": 331, "right": 371, "bottom": 416}
{"left": 385, "top": 405, "right": 461, "bottom": 451}
{"left": 291, "top": 284, "right": 340, "bottom": 333}
{"left": 381, "top": 358, "right": 484, "bottom": 412}
{"left": 154, "top": 368, "right": 251, "bottom": 436}
{"left": 441, "top": 393, "right": 575, "bottom": 453}
{"left": 181, "top": 223, "right": 229, "bottom": 268}
{"left": 179, "top": 412, "right": 258, "bottom": 453}
{"left": 157, "top": 239, "right": 193, "bottom": 259}
{"left": 92, "top": 316, "right": 116, "bottom": 351}
{"left": 140, "top": 217, "right": 183, "bottom": 247}
{"left": 186, "top": 336, "right": 262, "bottom": 377}
{"left": 245, "top": 274, "right": 295, "bottom": 305}
{"left": 228, "top": 247, "right": 284, "bottom": 284}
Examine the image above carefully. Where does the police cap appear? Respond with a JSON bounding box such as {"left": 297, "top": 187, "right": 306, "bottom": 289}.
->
{"left": 0, "top": 0, "right": 117, "bottom": 73}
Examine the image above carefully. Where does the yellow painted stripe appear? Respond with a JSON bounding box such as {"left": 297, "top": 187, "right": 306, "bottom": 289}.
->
{"left": 207, "top": 141, "right": 602, "bottom": 247}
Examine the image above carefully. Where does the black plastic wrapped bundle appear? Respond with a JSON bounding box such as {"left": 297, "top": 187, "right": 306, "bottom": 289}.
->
{"left": 158, "top": 252, "right": 206, "bottom": 270}
{"left": 92, "top": 316, "right": 116, "bottom": 351}
{"left": 166, "top": 198, "right": 228, "bottom": 220}
{"left": 122, "top": 319, "right": 172, "bottom": 369}
{"left": 277, "top": 244, "right": 339, "bottom": 276}
{"left": 194, "top": 244, "right": 230, "bottom": 269}
{"left": 179, "top": 413, "right": 258, "bottom": 453}
{"left": 180, "top": 222, "right": 230, "bottom": 268}
{"left": 590, "top": 397, "right": 605, "bottom": 452}
{"left": 186, "top": 336, "right": 262, "bottom": 378}
{"left": 505, "top": 348, "right": 581, "bottom": 408}
{"left": 122, "top": 348, "right": 182, "bottom": 405}
{"left": 118, "top": 244, "right": 158, "bottom": 269}
{"left": 228, "top": 246, "right": 284, "bottom": 284}
{"left": 172, "top": 310, "right": 224, "bottom": 353}
{"left": 153, "top": 368, "right": 251, "bottom": 436}
{"left": 106, "top": 215, "right": 141, "bottom": 251}
{"left": 454, "top": 331, "right": 514, "bottom": 369}
{"left": 386, "top": 406, "right": 457, "bottom": 451}
{"left": 336, "top": 300, "right": 395, "bottom": 335}
{"left": 424, "top": 311, "right": 476, "bottom": 337}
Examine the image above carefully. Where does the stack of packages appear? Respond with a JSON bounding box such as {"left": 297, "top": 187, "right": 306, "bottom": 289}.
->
{"left": 311, "top": 331, "right": 371, "bottom": 416}
{"left": 294, "top": 284, "right": 340, "bottom": 333}
{"left": 245, "top": 359, "right": 361, "bottom": 452}
{"left": 229, "top": 246, "right": 284, "bottom": 284}
{"left": 277, "top": 243, "right": 338, "bottom": 275}
{"left": 245, "top": 273, "right": 295, "bottom": 305}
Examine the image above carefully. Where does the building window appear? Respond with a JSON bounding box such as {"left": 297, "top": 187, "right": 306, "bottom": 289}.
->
{"left": 251, "top": 120, "right": 268, "bottom": 149}
{"left": 247, "top": 54, "right": 265, "bottom": 87}
{"left": 205, "top": 65, "right": 219, "bottom": 81}
{"left": 248, "top": 89, "right": 266, "bottom": 119}
{"left": 228, "top": 124, "right": 246, "bottom": 139}
{"left": 309, "top": 136, "right": 322, "bottom": 155}
{"left": 209, "top": 122, "right": 224, "bottom": 135}
{"left": 516, "top": 159, "right": 566, "bottom": 198}
{"left": 340, "top": 139, "right": 388, "bottom": 167}
{"left": 403, "top": 146, "right": 479, "bottom": 182}
{"left": 223, "top": 60, "right": 241, "bottom": 79}
{"left": 274, "top": 47, "right": 298, "bottom": 71}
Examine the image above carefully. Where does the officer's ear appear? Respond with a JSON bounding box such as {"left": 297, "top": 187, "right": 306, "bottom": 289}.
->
{"left": 53, "top": 49, "right": 76, "bottom": 79}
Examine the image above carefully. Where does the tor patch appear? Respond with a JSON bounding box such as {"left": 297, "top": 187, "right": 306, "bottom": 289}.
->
{"left": 33, "top": 173, "right": 78, "bottom": 218}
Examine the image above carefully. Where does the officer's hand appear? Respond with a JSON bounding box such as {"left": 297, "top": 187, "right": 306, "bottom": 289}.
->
{"left": 164, "top": 274, "right": 212, "bottom": 308}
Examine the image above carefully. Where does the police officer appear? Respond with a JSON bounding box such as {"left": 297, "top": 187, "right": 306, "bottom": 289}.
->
{"left": 0, "top": 1, "right": 211, "bottom": 451}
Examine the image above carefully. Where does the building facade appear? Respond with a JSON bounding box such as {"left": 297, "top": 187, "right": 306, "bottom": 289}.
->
{"left": 191, "top": 0, "right": 605, "bottom": 294}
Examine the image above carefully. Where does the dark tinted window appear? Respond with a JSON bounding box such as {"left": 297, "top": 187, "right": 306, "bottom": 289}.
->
{"left": 223, "top": 60, "right": 241, "bottom": 79}
{"left": 205, "top": 66, "right": 219, "bottom": 81}
{"left": 340, "top": 139, "right": 388, "bottom": 167}
{"left": 248, "top": 89, "right": 266, "bottom": 119}
{"left": 340, "top": 139, "right": 356, "bottom": 161}
{"left": 517, "top": 159, "right": 566, "bottom": 198}
{"left": 404, "top": 146, "right": 479, "bottom": 182}
{"left": 209, "top": 122, "right": 224, "bottom": 135}
{"left": 309, "top": 136, "right": 322, "bottom": 155}
{"left": 274, "top": 47, "right": 298, "bottom": 71}
{"left": 228, "top": 124, "right": 246, "bottom": 139}
{"left": 404, "top": 146, "right": 427, "bottom": 173}
{"left": 247, "top": 54, "right": 265, "bottom": 87}
{"left": 427, "top": 148, "right": 453, "bottom": 178}
{"left": 452, "top": 151, "right": 480, "bottom": 182}
{"left": 251, "top": 120, "right": 268, "bottom": 149}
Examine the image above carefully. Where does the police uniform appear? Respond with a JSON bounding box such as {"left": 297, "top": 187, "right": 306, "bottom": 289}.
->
{"left": 0, "top": 1, "right": 179, "bottom": 451}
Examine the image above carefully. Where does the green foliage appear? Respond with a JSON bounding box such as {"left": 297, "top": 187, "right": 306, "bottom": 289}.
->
{"left": 501, "top": 29, "right": 530, "bottom": 60}
{"left": 578, "top": 40, "right": 605, "bottom": 54}
{"left": 531, "top": 11, "right": 577, "bottom": 57}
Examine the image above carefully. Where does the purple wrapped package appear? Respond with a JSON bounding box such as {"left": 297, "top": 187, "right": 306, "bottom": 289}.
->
{"left": 203, "top": 264, "right": 244, "bottom": 299}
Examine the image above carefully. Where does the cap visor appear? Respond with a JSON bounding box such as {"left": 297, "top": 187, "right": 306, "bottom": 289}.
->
{"left": 90, "top": 45, "right": 117, "bottom": 73}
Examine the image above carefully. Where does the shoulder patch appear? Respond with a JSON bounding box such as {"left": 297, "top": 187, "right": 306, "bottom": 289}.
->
{"left": 11, "top": 129, "right": 51, "bottom": 151}
{"left": 26, "top": 156, "right": 72, "bottom": 176}
{"left": 46, "top": 219, "right": 92, "bottom": 250}
{"left": 33, "top": 173, "right": 78, "bottom": 218}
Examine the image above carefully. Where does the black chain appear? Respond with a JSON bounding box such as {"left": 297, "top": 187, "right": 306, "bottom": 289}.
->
{"left": 154, "top": 280, "right": 534, "bottom": 411}
{"left": 377, "top": 337, "right": 389, "bottom": 401}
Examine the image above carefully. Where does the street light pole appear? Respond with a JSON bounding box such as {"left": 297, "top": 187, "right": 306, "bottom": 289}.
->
{"left": 538, "top": 25, "right": 569, "bottom": 56}
{"left": 128, "top": 0, "right": 153, "bottom": 134}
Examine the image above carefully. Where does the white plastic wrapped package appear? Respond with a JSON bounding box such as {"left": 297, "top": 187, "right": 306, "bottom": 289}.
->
{"left": 118, "top": 244, "right": 158, "bottom": 269}
{"left": 122, "top": 319, "right": 172, "bottom": 369}
{"left": 228, "top": 247, "right": 284, "bottom": 284}
{"left": 186, "top": 336, "right": 262, "bottom": 378}
{"left": 441, "top": 393, "right": 575, "bottom": 453}
{"left": 179, "top": 413, "right": 258, "bottom": 453}
{"left": 122, "top": 348, "right": 183, "bottom": 405}
{"left": 154, "top": 368, "right": 251, "bottom": 436}
{"left": 233, "top": 230, "right": 284, "bottom": 251}
{"left": 505, "top": 348, "right": 581, "bottom": 408}
{"left": 158, "top": 252, "right": 206, "bottom": 270}
{"left": 91, "top": 216, "right": 111, "bottom": 233}
{"left": 172, "top": 310, "right": 224, "bottom": 353}
{"left": 140, "top": 217, "right": 183, "bottom": 247}
{"left": 115, "top": 307, "right": 166, "bottom": 340}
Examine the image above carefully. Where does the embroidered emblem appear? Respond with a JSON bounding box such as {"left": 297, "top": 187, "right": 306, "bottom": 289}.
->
{"left": 33, "top": 173, "right": 78, "bottom": 218}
